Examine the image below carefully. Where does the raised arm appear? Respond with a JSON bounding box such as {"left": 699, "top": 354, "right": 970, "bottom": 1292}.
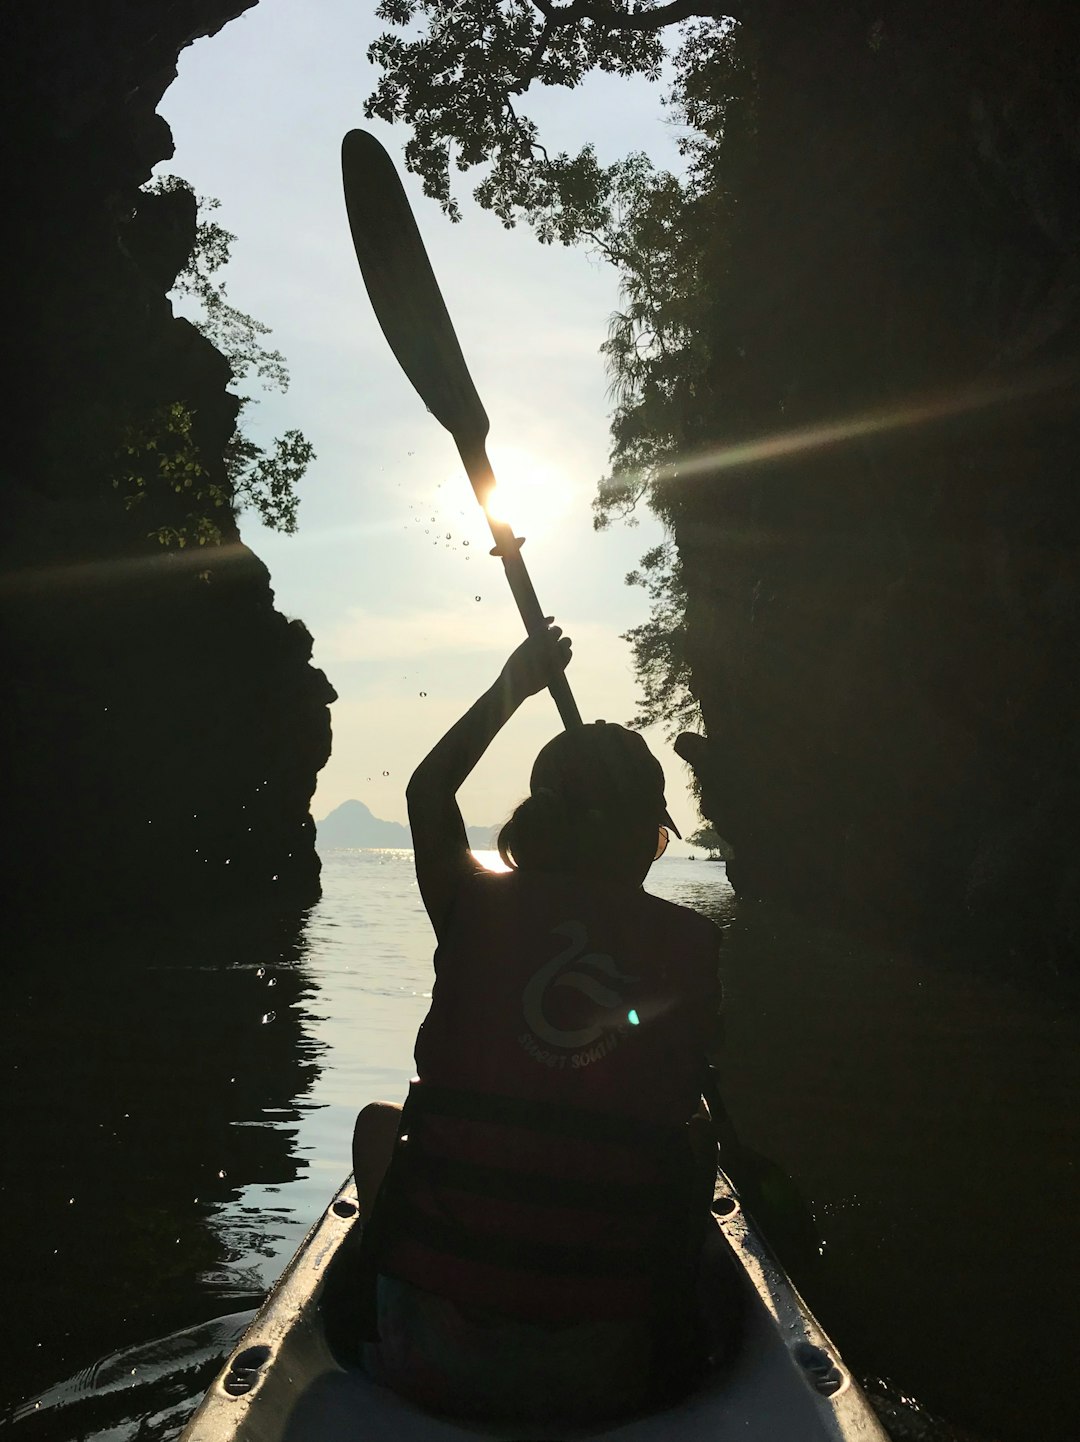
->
{"left": 406, "top": 622, "right": 572, "bottom": 939}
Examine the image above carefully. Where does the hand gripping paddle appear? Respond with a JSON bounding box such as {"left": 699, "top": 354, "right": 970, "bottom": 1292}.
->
{"left": 341, "top": 128, "right": 581, "bottom": 729}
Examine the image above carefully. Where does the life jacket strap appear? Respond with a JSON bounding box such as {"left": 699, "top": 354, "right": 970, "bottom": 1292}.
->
{"left": 390, "top": 1195, "right": 655, "bottom": 1279}
{"left": 406, "top": 1079, "right": 681, "bottom": 1151}
{"left": 416, "top": 1150, "right": 670, "bottom": 1215}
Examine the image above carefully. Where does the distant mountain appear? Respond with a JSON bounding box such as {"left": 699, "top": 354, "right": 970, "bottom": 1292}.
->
{"left": 315, "top": 799, "right": 497, "bottom": 851}
{"left": 316, "top": 800, "right": 409, "bottom": 848}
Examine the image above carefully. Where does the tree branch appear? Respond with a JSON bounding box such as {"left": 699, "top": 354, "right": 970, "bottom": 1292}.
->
{"left": 532, "top": 0, "right": 735, "bottom": 35}
{"left": 513, "top": 17, "right": 554, "bottom": 92}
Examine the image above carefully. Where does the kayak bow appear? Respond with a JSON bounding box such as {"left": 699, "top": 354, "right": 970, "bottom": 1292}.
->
{"left": 181, "top": 1167, "right": 888, "bottom": 1441}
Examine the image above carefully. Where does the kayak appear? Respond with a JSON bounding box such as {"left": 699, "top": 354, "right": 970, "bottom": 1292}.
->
{"left": 180, "top": 1167, "right": 888, "bottom": 1441}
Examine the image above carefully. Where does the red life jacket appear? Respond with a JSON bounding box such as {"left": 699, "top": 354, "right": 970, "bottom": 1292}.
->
{"left": 375, "top": 869, "right": 721, "bottom": 1323}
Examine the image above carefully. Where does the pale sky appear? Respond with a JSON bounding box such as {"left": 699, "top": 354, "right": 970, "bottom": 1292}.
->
{"left": 159, "top": 0, "right": 703, "bottom": 840}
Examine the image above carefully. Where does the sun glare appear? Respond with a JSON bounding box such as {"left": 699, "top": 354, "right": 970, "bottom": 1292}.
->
{"left": 482, "top": 445, "right": 573, "bottom": 539}
{"left": 471, "top": 848, "right": 511, "bottom": 872}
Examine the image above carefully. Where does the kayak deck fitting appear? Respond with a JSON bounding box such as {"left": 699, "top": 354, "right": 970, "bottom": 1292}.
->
{"left": 181, "top": 1170, "right": 887, "bottom": 1442}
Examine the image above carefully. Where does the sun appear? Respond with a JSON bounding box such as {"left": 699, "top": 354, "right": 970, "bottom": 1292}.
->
{"left": 481, "top": 444, "right": 574, "bottom": 540}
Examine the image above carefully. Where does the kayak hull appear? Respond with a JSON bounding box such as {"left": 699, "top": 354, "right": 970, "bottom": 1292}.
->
{"left": 181, "top": 1172, "right": 888, "bottom": 1441}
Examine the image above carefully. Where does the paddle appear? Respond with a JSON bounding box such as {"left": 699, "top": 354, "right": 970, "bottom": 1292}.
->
{"left": 703, "top": 1066, "right": 822, "bottom": 1277}
{"left": 341, "top": 128, "right": 582, "bottom": 730}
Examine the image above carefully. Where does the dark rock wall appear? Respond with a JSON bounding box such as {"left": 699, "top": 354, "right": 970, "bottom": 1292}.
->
{"left": 676, "top": 1, "right": 1080, "bottom": 971}
{"left": 1, "top": 1, "right": 335, "bottom": 925}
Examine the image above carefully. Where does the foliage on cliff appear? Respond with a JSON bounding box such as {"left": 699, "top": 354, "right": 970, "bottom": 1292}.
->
{"left": 686, "top": 824, "right": 733, "bottom": 859}
{"left": 131, "top": 175, "right": 315, "bottom": 546}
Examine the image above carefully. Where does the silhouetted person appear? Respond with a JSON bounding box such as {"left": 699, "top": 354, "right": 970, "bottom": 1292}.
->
{"left": 352, "top": 623, "right": 735, "bottom": 1424}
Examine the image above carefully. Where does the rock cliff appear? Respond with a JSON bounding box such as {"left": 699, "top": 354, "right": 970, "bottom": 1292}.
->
{"left": 1, "top": 1, "right": 335, "bottom": 925}
{"left": 674, "top": 1, "right": 1080, "bottom": 972}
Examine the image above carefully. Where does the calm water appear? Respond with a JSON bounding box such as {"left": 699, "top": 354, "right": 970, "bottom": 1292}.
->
{"left": 3, "top": 851, "right": 1077, "bottom": 1441}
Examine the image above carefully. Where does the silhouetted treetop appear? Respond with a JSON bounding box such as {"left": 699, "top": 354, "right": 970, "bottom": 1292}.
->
{"left": 365, "top": 0, "right": 734, "bottom": 239}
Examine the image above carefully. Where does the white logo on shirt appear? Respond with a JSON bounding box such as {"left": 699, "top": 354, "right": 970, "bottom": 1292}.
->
{"left": 521, "top": 920, "right": 636, "bottom": 1051}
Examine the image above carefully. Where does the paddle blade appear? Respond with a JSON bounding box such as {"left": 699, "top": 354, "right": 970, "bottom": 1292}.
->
{"left": 342, "top": 129, "right": 489, "bottom": 448}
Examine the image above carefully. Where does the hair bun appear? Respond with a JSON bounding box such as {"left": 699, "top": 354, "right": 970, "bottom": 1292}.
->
{"left": 497, "top": 789, "right": 567, "bottom": 870}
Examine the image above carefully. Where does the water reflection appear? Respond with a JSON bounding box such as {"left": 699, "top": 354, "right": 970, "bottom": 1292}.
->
{"left": 1, "top": 905, "right": 322, "bottom": 1423}
{"left": 11, "top": 1312, "right": 254, "bottom": 1441}
{"left": 7, "top": 855, "right": 1077, "bottom": 1442}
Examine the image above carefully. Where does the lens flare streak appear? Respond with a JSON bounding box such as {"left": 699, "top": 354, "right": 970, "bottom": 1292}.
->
{"left": 650, "top": 367, "right": 1074, "bottom": 485}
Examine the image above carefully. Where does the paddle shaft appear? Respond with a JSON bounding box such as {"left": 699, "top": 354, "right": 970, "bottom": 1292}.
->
{"left": 341, "top": 130, "right": 581, "bottom": 730}
{"left": 456, "top": 437, "right": 580, "bottom": 728}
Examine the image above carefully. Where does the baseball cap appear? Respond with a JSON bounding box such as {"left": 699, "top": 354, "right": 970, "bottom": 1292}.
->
{"left": 529, "top": 721, "right": 681, "bottom": 839}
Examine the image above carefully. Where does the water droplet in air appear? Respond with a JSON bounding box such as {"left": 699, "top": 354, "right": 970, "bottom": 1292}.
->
{"left": 463, "top": 540, "right": 469, "bottom": 547}
{"left": 382, "top": 770, "right": 389, "bottom": 776}
{"left": 261, "top": 1011, "right": 276, "bottom": 1025}
{"left": 475, "top": 596, "right": 481, "bottom": 602}
{"left": 256, "top": 967, "right": 265, "bottom": 978}
{"left": 445, "top": 533, "right": 451, "bottom": 540}
{"left": 420, "top": 692, "right": 427, "bottom": 697}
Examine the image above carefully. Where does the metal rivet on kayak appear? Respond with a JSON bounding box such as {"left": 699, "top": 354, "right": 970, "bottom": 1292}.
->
{"left": 232, "top": 1345, "right": 271, "bottom": 1369}
{"left": 793, "top": 1342, "right": 845, "bottom": 1395}
{"left": 223, "top": 1344, "right": 271, "bottom": 1397}
{"left": 793, "top": 1342, "right": 830, "bottom": 1370}
{"left": 332, "top": 1199, "right": 358, "bottom": 1218}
